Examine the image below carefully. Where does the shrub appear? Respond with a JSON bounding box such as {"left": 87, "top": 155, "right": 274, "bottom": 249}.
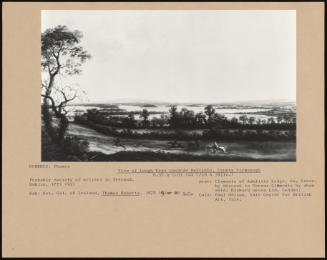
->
{"left": 62, "top": 136, "right": 90, "bottom": 157}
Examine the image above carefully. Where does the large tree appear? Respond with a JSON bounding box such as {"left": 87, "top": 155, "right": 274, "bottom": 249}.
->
{"left": 194, "top": 112, "right": 207, "bottom": 127}
{"left": 239, "top": 115, "right": 248, "bottom": 125}
{"left": 41, "top": 25, "right": 91, "bottom": 145}
{"left": 248, "top": 116, "right": 256, "bottom": 125}
{"left": 168, "top": 105, "right": 179, "bottom": 128}
{"left": 204, "top": 105, "right": 215, "bottom": 126}
{"left": 140, "top": 109, "right": 150, "bottom": 127}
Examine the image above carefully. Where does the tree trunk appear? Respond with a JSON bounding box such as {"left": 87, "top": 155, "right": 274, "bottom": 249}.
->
{"left": 42, "top": 74, "right": 69, "bottom": 146}
{"left": 42, "top": 77, "right": 57, "bottom": 143}
{"left": 56, "top": 114, "right": 69, "bottom": 145}
{"left": 42, "top": 102, "right": 57, "bottom": 141}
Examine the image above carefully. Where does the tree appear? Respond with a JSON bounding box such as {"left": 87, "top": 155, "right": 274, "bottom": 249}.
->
{"left": 195, "top": 112, "right": 207, "bottom": 127}
{"left": 204, "top": 105, "right": 215, "bottom": 126}
{"left": 123, "top": 112, "right": 136, "bottom": 128}
{"left": 41, "top": 25, "right": 91, "bottom": 145}
{"left": 140, "top": 109, "right": 150, "bottom": 127}
{"left": 150, "top": 117, "right": 160, "bottom": 128}
{"left": 267, "top": 117, "right": 276, "bottom": 124}
{"left": 239, "top": 115, "right": 248, "bottom": 125}
{"left": 160, "top": 114, "right": 168, "bottom": 127}
{"left": 248, "top": 117, "right": 255, "bottom": 125}
{"left": 168, "top": 105, "right": 179, "bottom": 128}
{"left": 180, "top": 108, "right": 195, "bottom": 128}
{"left": 231, "top": 117, "right": 239, "bottom": 125}
{"left": 211, "top": 113, "right": 227, "bottom": 128}
{"left": 86, "top": 109, "right": 100, "bottom": 122}
{"left": 277, "top": 115, "right": 283, "bottom": 124}
{"left": 283, "top": 115, "right": 292, "bottom": 124}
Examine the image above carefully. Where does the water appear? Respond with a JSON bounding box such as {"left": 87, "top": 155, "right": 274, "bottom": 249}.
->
{"left": 67, "top": 103, "right": 294, "bottom": 121}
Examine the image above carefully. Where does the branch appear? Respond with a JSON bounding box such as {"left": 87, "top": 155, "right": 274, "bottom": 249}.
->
{"left": 62, "top": 106, "right": 69, "bottom": 115}
{"left": 41, "top": 94, "right": 59, "bottom": 116}
{"left": 57, "top": 89, "right": 78, "bottom": 113}
{"left": 41, "top": 81, "right": 48, "bottom": 90}
{"left": 47, "top": 48, "right": 61, "bottom": 77}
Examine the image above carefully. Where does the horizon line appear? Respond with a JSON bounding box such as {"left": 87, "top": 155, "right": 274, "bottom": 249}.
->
{"left": 72, "top": 98, "right": 296, "bottom": 105}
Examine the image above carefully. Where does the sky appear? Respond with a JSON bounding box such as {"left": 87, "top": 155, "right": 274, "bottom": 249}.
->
{"left": 42, "top": 10, "right": 296, "bottom": 103}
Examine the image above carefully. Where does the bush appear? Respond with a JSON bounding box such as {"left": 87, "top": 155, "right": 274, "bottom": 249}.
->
{"left": 62, "top": 136, "right": 89, "bottom": 156}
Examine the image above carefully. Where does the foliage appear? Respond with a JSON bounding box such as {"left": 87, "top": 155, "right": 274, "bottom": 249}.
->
{"left": 140, "top": 109, "right": 150, "bottom": 127}
{"left": 74, "top": 116, "right": 296, "bottom": 142}
{"left": 76, "top": 104, "right": 296, "bottom": 133}
{"left": 41, "top": 25, "right": 91, "bottom": 145}
{"left": 42, "top": 128, "right": 90, "bottom": 161}
{"left": 41, "top": 25, "right": 91, "bottom": 76}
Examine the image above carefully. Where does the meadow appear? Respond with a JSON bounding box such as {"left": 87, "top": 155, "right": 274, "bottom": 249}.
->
{"left": 55, "top": 101, "right": 297, "bottom": 161}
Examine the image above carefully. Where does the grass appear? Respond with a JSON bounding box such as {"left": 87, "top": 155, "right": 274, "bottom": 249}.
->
{"left": 84, "top": 151, "right": 294, "bottom": 162}
{"left": 73, "top": 119, "right": 296, "bottom": 142}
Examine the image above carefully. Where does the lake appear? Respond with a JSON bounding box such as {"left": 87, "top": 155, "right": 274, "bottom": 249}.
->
{"left": 67, "top": 102, "right": 296, "bottom": 121}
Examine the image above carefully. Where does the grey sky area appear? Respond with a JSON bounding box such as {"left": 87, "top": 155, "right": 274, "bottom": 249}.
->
{"left": 42, "top": 10, "right": 296, "bottom": 103}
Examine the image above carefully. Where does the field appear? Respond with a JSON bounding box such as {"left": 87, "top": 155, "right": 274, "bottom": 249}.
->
{"left": 67, "top": 101, "right": 295, "bottom": 121}
{"left": 60, "top": 101, "right": 296, "bottom": 161}
{"left": 67, "top": 123, "right": 295, "bottom": 161}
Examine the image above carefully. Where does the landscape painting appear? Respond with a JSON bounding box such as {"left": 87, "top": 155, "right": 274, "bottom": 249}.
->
{"left": 41, "top": 10, "right": 296, "bottom": 161}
